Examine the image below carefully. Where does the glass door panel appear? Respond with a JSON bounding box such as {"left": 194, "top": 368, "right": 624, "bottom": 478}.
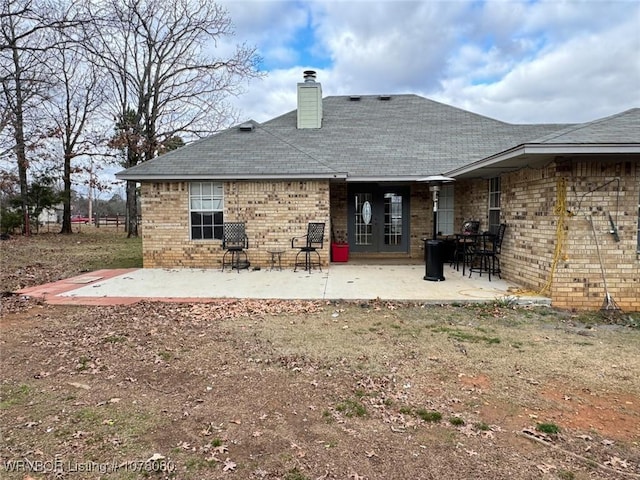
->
{"left": 348, "top": 184, "right": 409, "bottom": 253}
{"left": 354, "top": 193, "right": 373, "bottom": 246}
{"left": 384, "top": 193, "right": 403, "bottom": 246}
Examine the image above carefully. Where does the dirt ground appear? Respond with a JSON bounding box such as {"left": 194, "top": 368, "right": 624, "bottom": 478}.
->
{"left": 1, "top": 231, "right": 639, "bottom": 480}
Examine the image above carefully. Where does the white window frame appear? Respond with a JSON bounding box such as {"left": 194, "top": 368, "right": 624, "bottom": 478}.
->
{"left": 437, "top": 184, "right": 455, "bottom": 236}
{"left": 637, "top": 190, "right": 640, "bottom": 253}
{"left": 189, "top": 182, "right": 224, "bottom": 240}
{"left": 488, "top": 177, "right": 501, "bottom": 234}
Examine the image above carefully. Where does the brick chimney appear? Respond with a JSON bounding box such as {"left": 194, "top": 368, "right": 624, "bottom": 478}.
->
{"left": 297, "top": 70, "right": 322, "bottom": 129}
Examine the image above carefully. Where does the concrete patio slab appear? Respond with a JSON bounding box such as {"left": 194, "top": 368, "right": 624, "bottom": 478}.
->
{"left": 17, "top": 265, "right": 550, "bottom": 306}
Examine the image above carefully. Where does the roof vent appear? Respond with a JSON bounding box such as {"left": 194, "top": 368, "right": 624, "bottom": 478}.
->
{"left": 378, "top": 95, "right": 391, "bottom": 101}
{"left": 303, "top": 70, "right": 317, "bottom": 83}
{"left": 349, "top": 95, "right": 361, "bottom": 101}
{"left": 238, "top": 122, "right": 254, "bottom": 132}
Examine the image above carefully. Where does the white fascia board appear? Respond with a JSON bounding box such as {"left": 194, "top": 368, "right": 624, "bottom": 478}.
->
{"left": 346, "top": 176, "right": 425, "bottom": 182}
{"left": 446, "top": 143, "right": 640, "bottom": 178}
{"left": 523, "top": 144, "right": 640, "bottom": 155}
{"left": 115, "top": 173, "right": 348, "bottom": 181}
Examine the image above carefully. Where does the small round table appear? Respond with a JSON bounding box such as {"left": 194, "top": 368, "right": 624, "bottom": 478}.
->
{"left": 267, "top": 250, "right": 285, "bottom": 271}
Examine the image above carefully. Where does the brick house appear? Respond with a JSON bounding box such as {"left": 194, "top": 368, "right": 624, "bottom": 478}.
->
{"left": 117, "top": 72, "right": 640, "bottom": 311}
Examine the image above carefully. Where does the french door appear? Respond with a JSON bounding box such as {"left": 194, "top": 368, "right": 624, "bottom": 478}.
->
{"left": 347, "top": 184, "right": 410, "bottom": 253}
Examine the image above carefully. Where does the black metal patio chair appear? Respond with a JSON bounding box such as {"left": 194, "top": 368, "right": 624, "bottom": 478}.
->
{"left": 468, "top": 223, "right": 506, "bottom": 281}
{"left": 222, "top": 222, "right": 249, "bottom": 272}
{"left": 291, "top": 222, "right": 325, "bottom": 272}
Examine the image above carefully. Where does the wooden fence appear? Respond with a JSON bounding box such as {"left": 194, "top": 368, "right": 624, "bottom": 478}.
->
{"left": 94, "top": 216, "right": 128, "bottom": 229}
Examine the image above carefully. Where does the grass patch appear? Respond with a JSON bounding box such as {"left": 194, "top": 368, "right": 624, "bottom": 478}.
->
{"left": 430, "top": 326, "right": 501, "bottom": 345}
{"left": 184, "top": 456, "right": 217, "bottom": 470}
{"left": 76, "top": 356, "right": 91, "bottom": 371}
{"left": 284, "top": 468, "right": 310, "bottom": 480}
{"left": 492, "top": 296, "right": 518, "bottom": 308}
{"left": 354, "top": 388, "right": 367, "bottom": 398}
{"left": 571, "top": 310, "right": 640, "bottom": 329}
{"left": 0, "top": 384, "right": 31, "bottom": 409}
{"left": 322, "top": 410, "right": 333, "bottom": 423}
{"left": 157, "top": 350, "right": 174, "bottom": 361}
{"left": 335, "top": 398, "right": 367, "bottom": 418}
{"left": 210, "top": 438, "right": 224, "bottom": 447}
{"left": 415, "top": 409, "right": 442, "bottom": 423}
{"left": 75, "top": 408, "right": 101, "bottom": 423}
{"left": 103, "top": 335, "right": 127, "bottom": 344}
{"left": 475, "top": 422, "right": 490, "bottom": 431}
{"left": 449, "top": 416, "right": 465, "bottom": 426}
{"left": 557, "top": 470, "right": 575, "bottom": 480}
{"left": 66, "top": 407, "right": 155, "bottom": 455}
{"left": 83, "top": 231, "right": 142, "bottom": 270}
{"left": 536, "top": 422, "right": 560, "bottom": 435}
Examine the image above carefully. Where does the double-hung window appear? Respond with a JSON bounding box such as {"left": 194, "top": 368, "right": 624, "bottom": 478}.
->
{"left": 637, "top": 190, "right": 640, "bottom": 253}
{"left": 437, "top": 184, "right": 455, "bottom": 236}
{"left": 488, "top": 177, "right": 501, "bottom": 234}
{"left": 190, "top": 182, "right": 223, "bottom": 240}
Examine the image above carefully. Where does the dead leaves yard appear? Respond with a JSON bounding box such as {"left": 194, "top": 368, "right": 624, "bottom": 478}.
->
{"left": 1, "top": 298, "right": 639, "bottom": 480}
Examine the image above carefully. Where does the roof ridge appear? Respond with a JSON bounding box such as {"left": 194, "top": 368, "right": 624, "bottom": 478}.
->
{"left": 255, "top": 123, "right": 343, "bottom": 174}
{"left": 322, "top": 94, "right": 514, "bottom": 126}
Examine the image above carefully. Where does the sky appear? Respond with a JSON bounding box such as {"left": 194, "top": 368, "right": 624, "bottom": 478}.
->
{"left": 217, "top": 0, "right": 640, "bottom": 126}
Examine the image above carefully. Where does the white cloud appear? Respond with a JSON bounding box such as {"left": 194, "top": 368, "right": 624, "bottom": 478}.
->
{"left": 313, "top": 1, "right": 467, "bottom": 93}
{"left": 437, "top": 13, "right": 640, "bottom": 123}
{"left": 219, "top": 0, "right": 311, "bottom": 67}
{"left": 222, "top": 0, "right": 640, "bottom": 125}
{"left": 233, "top": 68, "right": 306, "bottom": 122}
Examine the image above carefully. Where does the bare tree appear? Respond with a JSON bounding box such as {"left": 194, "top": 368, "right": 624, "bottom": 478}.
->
{"left": 82, "top": 0, "right": 262, "bottom": 237}
{"left": 0, "top": 0, "right": 73, "bottom": 51}
{"left": 1, "top": 0, "right": 50, "bottom": 235}
{"left": 43, "top": 36, "right": 106, "bottom": 234}
{"left": 1, "top": 0, "right": 79, "bottom": 235}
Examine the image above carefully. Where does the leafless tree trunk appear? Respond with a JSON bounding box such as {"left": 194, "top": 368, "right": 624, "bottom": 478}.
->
{"left": 81, "top": 0, "right": 263, "bottom": 237}
{"left": 1, "top": 1, "right": 38, "bottom": 235}
{"left": 1, "top": 0, "right": 80, "bottom": 235}
{"left": 43, "top": 36, "right": 105, "bottom": 234}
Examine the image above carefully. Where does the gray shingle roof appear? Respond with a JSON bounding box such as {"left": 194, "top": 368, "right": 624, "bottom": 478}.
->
{"left": 445, "top": 108, "right": 640, "bottom": 179}
{"left": 529, "top": 108, "right": 640, "bottom": 144}
{"left": 117, "top": 94, "right": 610, "bottom": 181}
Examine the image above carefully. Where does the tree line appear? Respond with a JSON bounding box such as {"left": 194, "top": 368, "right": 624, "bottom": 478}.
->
{"left": 0, "top": 175, "right": 126, "bottom": 234}
{"left": 1, "top": 0, "right": 262, "bottom": 236}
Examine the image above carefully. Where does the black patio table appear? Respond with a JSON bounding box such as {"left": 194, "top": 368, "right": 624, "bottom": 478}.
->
{"left": 451, "top": 233, "right": 482, "bottom": 276}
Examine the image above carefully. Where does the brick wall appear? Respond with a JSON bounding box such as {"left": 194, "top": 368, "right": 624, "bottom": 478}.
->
{"left": 499, "top": 165, "right": 559, "bottom": 297}
{"left": 409, "top": 185, "right": 430, "bottom": 259}
{"left": 330, "top": 182, "right": 348, "bottom": 243}
{"left": 140, "top": 165, "right": 639, "bottom": 311}
{"left": 453, "top": 179, "right": 490, "bottom": 231}
{"left": 457, "top": 159, "right": 640, "bottom": 311}
{"left": 551, "top": 159, "right": 639, "bottom": 311}
{"left": 140, "top": 180, "right": 330, "bottom": 269}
